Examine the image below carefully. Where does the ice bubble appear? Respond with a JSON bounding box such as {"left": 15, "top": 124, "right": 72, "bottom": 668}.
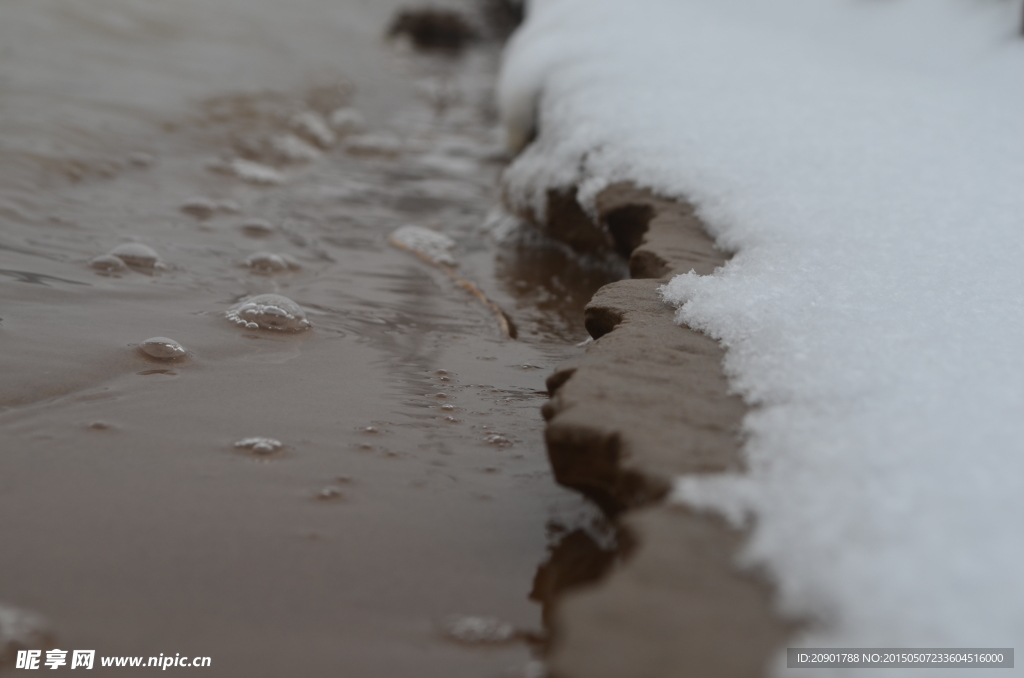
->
{"left": 243, "top": 252, "right": 300, "bottom": 273}
{"left": 290, "top": 112, "right": 336, "bottom": 149}
{"left": 108, "top": 243, "right": 161, "bottom": 269}
{"left": 233, "top": 437, "right": 282, "bottom": 455}
{"left": 226, "top": 294, "right": 311, "bottom": 331}
{"left": 389, "top": 225, "right": 456, "bottom": 266}
{"left": 239, "top": 219, "right": 275, "bottom": 238}
{"left": 328, "top": 107, "right": 365, "bottom": 134}
{"left": 0, "top": 603, "right": 53, "bottom": 663}
{"left": 229, "top": 159, "right": 285, "bottom": 185}
{"left": 138, "top": 337, "right": 187, "bottom": 360}
{"left": 90, "top": 254, "right": 127, "bottom": 272}
{"left": 441, "top": 615, "right": 516, "bottom": 644}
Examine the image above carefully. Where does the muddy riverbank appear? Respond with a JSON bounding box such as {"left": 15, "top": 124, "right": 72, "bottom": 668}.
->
{"left": 514, "top": 184, "right": 796, "bottom": 678}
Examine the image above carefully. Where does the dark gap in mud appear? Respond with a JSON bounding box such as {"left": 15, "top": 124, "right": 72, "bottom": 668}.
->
{"left": 542, "top": 189, "right": 616, "bottom": 255}
{"left": 388, "top": 7, "right": 480, "bottom": 52}
{"left": 604, "top": 203, "right": 654, "bottom": 260}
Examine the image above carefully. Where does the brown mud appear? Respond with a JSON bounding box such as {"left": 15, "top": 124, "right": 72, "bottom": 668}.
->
{"left": 514, "top": 184, "right": 796, "bottom": 677}
{"left": 0, "top": 2, "right": 618, "bottom": 676}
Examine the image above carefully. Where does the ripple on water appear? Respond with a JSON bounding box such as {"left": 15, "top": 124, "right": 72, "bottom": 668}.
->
{"left": 138, "top": 337, "right": 187, "bottom": 360}
{"left": 226, "top": 294, "right": 311, "bottom": 331}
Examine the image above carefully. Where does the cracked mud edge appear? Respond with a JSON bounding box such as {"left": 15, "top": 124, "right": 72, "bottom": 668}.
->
{"left": 519, "top": 183, "right": 797, "bottom": 678}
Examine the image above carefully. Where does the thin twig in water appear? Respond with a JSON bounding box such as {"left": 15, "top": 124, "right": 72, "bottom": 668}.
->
{"left": 389, "top": 237, "right": 517, "bottom": 339}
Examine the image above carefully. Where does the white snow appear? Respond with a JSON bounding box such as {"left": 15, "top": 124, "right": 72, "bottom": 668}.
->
{"left": 500, "top": 0, "right": 1024, "bottom": 672}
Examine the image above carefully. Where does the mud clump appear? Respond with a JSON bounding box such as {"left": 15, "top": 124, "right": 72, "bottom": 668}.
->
{"left": 387, "top": 8, "right": 478, "bottom": 52}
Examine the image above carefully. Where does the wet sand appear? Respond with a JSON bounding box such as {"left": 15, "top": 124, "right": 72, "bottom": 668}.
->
{"left": 0, "top": 2, "right": 617, "bottom": 676}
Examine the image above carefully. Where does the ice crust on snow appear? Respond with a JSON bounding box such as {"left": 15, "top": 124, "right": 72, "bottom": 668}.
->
{"left": 501, "top": 0, "right": 1024, "bottom": 667}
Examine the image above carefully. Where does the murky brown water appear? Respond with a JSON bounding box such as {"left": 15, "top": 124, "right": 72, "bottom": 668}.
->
{"left": 0, "top": 1, "right": 619, "bottom": 675}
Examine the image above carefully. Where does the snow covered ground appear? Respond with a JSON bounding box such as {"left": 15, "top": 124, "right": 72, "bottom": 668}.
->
{"left": 499, "top": 0, "right": 1024, "bottom": 674}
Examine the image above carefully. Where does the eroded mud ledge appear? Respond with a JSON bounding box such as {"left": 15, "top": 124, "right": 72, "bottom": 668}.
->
{"left": 516, "top": 183, "right": 795, "bottom": 677}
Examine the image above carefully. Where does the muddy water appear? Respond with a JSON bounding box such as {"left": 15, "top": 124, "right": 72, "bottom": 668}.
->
{"left": 0, "top": 2, "right": 619, "bottom": 676}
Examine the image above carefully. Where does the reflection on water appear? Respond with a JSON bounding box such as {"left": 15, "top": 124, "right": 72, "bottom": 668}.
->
{"left": 530, "top": 522, "right": 621, "bottom": 634}
{"left": 0, "top": 0, "right": 619, "bottom": 676}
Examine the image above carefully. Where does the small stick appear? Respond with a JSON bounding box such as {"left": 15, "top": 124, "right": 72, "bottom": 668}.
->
{"left": 390, "top": 237, "right": 517, "bottom": 339}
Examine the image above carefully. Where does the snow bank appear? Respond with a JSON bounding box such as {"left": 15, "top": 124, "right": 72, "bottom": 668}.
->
{"left": 500, "top": 0, "right": 1024, "bottom": 671}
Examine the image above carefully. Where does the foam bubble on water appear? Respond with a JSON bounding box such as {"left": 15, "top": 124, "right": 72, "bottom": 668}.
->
{"left": 138, "top": 337, "right": 187, "bottom": 360}
{"left": 486, "top": 433, "right": 511, "bottom": 447}
{"left": 0, "top": 603, "right": 53, "bottom": 664}
{"left": 441, "top": 615, "right": 516, "bottom": 644}
{"left": 89, "top": 254, "right": 127, "bottom": 272}
{"left": 243, "top": 252, "right": 301, "bottom": 273}
{"left": 228, "top": 159, "right": 285, "bottom": 185}
{"left": 233, "top": 437, "right": 282, "bottom": 455}
{"left": 180, "top": 197, "right": 218, "bottom": 220}
{"left": 271, "top": 134, "right": 321, "bottom": 163}
{"left": 328, "top": 107, "right": 365, "bottom": 134}
{"left": 107, "top": 243, "right": 162, "bottom": 269}
{"left": 226, "top": 294, "right": 311, "bottom": 331}
{"left": 389, "top": 225, "right": 457, "bottom": 266}
{"left": 290, "top": 112, "right": 335, "bottom": 149}
{"left": 316, "top": 486, "right": 345, "bottom": 501}
{"left": 179, "top": 197, "right": 239, "bottom": 220}
{"left": 239, "top": 219, "right": 275, "bottom": 238}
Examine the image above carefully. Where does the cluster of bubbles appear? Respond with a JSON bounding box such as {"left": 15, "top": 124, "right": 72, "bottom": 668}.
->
{"left": 225, "top": 294, "right": 311, "bottom": 331}
{"left": 440, "top": 615, "right": 517, "bottom": 644}
{"left": 205, "top": 105, "right": 366, "bottom": 185}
